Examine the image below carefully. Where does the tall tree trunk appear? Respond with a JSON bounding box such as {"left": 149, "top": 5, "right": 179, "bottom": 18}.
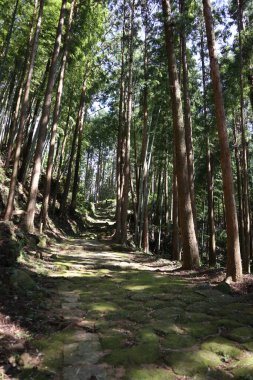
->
{"left": 135, "top": 0, "right": 149, "bottom": 250}
{"left": 18, "top": 59, "right": 50, "bottom": 184}
{"left": 41, "top": 0, "right": 76, "bottom": 229}
{"left": 24, "top": 0, "right": 67, "bottom": 232}
{"left": 203, "top": 0, "right": 242, "bottom": 281}
{"left": 180, "top": 0, "right": 197, "bottom": 231}
{"left": 162, "top": 0, "right": 200, "bottom": 269}
{"left": 200, "top": 24, "right": 216, "bottom": 266}
{"left": 0, "top": 0, "right": 20, "bottom": 83}
{"left": 207, "top": 141, "right": 216, "bottom": 266}
{"left": 70, "top": 79, "right": 87, "bottom": 213}
{"left": 233, "top": 118, "right": 245, "bottom": 260}
{"left": 172, "top": 152, "right": 181, "bottom": 261}
{"left": 237, "top": 0, "right": 250, "bottom": 274}
{"left": 51, "top": 102, "right": 72, "bottom": 214}
{"left": 115, "top": 0, "right": 126, "bottom": 242}
{"left": 4, "top": 0, "right": 44, "bottom": 221}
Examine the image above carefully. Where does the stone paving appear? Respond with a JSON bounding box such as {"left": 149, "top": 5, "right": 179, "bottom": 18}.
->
{"left": 34, "top": 236, "right": 253, "bottom": 380}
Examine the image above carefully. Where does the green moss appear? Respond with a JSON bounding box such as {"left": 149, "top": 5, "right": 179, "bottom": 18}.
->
{"left": 186, "top": 301, "right": 212, "bottom": 313}
{"left": 154, "top": 321, "right": 186, "bottom": 335}
{"left": 151, "top": 307, "right": 183, "bottom": 320}
{"left": 228, "top": 327, "right": 253, "bottom": 343}
{"left": 128, "top": 310, "right": 148, "bottom": 323}
{"left": 161, "top": 333, "right": 196, "bottom": 350}
{"left": 125, "top": 367, "right": 177, "bottom": 380}
{"left": 138, "top": 329, "right": 159, "bottom": 345}
{"left": 232, "top": 354, "right": 253, "bottom": 378}
{"left": 100, "top": 332, "right": 126, "bottom": 349}
{"left": 105, "top": 342, "right": 160, "bottom": 366}
{"left": 243, "top": 341, "right": 253, "bottom": 351}
{"left": 89, "top": 302, "right": 117, "bottom": 312}
{"left": 34, "top": 330, "right": 74, "bottom": 370}
{"left": 216, "top": 318, "right": 243, "bottom": 329}
{"left": 166, "top": 349, "right": 222, "bottom": 376}
{"left": 201, "top": 337, "right": 242, "bottom": 359}
{"left": 183, "top": 322, "right": 217, "bottom": 338}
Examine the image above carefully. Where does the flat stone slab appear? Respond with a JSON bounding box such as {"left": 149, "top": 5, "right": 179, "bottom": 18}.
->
{"left": 62, "top": 364, "right": 111, "bottom": 380}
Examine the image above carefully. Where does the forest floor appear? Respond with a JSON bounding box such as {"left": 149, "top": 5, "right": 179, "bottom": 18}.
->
{"left": 1, "top": 205, "right": 253, "bottom": 379}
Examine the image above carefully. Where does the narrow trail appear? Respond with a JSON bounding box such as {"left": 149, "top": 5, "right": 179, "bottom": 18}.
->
{"left": 36, "top": 204, "right": 253, "bottom": 380}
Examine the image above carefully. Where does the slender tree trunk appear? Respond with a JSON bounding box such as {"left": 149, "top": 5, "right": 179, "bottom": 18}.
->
{"left": 0, "top": 0, "right": 20, "bottom": 83}
{"left": 162, "top": 0, "right": 200, "bottom": 268}
{"left": 60, "top": 77, "right": 87, "bottom": 215}
{"left": 115, "top": 0, "right": 126, "bottom": 242}
{"left": 70, "top": 79, "right": 87, "bottom": 213}
{"left": 120, "top": 0, "right": 135, "bottom": 244}
{"left": 18, "top": 58, "right": 50, "bottom": 184}
{"left": 180, "top": 0, "right": 197, "bottom": 231}
{"left": 41, "top": 0, "right": 76, "bottom": 229}
{"left": 237, "top": 0, "right": 250, "bottom": 274}
{"left": 4, "top": 0, "right": 44, "bottom": 221}
{"left": 233, "top": 118, "right": 245, "bottom": 260}
{"left": 200, "top": 24, "right": 216, "bottom": 266}
{"left": 5, "top": 76, "right": 24, "bottom": 169}
{"left": 135, "top": 0, "right": 149, "bottom": 250}
{"left": 24, "top": 0, "right": 67, "bottom": 232}
{"left": 207, "top": 141, "right": 216, "bottom": 265}
{"left": 172, "top": 153, "right": 181, "bottom": 261}
{"left": 52, "top": 103, "right": 71, "bottom": 214}
{"left": 203, "top": 0, "right": 242, "bottom": 281}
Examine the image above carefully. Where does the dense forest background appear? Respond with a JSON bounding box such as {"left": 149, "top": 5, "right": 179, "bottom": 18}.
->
{"left": 0, "top": 0, "right": 253, "bottom": 283}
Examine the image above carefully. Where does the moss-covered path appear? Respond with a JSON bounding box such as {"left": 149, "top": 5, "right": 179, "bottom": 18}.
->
{"left": 31, "top": 235, "right": 253, "bottom": 380}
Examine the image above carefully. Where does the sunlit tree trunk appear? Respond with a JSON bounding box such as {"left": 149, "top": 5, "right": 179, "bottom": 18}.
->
{"left": 4, "top": 0, "right": 44, "bottom": 221}
{"left": 41, "top": 0, "right": 76, "bottom": 229}
{"left": 203, "top": 0, "right": 242, "bottom": 281}
{"left": 24, "top": 0, "right": 67, "bottom": 232}
{"left": 162, "top": 0, "right": 200, "bottom": 269}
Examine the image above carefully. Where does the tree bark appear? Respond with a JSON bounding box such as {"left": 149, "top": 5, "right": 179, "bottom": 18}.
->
{"left": 203, "top": 0, "right": 242, "bottom": 281}
{"left": 162, "top": 0, "right": 200, "bottom": 269}
{"left": 41, "top": 0, "right": 76, "bottom": 228}
{"left": 120, "top": 0, "right": 135, "bottom": 245}
{"left": 180, "top": 0, "right": 197, "bottom": 231}
{"left": 4, "top": 0, "right": 44, "bottom": 221}
{"left": 24, "top": 0, "right": 67, "bottom": 232}
{"left": 70, "top": 79, "right": 87, "bottom": 213}
{"left": 0, "top": 0, "right": 20, "bottom": 84}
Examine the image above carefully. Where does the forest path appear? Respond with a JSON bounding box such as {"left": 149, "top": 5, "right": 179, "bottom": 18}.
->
{"left": 33, "top": 230, "right": 253, "bottom": 380}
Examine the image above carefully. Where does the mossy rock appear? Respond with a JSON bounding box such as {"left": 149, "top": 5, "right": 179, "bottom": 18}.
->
{"left": 165, "top": 349, "right": 222, "bottom": 376}
{"left": 228, "top": 327, "right": 253, "bottom": 343}
{"left": 201, "top": 337, "right": 242, "bottom": 359}
{"left": 186, "top": 301, "right": 212, "bottom": 313}
{"left": 131, "top": 292, "right": 153, "bottom": 301}
{"left": 0, "top": 221, "right": 20, "bottom": 266}
{"left": 216, "top": 318, "right": 243, "bottom": 330}
{"left": 10, "top": 269, "right": 36, "bottom": 293}
{"left": 125, "top": 367, "right": 177, "bottom": 380}
{"left": 151, "top": 307, "right": 183, "bottom": 320}
{"left": 105, "top": 309, "right": 129, "bottom": 321}
{"left": 243, "top": 341, "right": 253, "bottom": 351}
{"left": 183, "top": 322, "right": 217, "bottom": 338}
{"left": 105, "top": 342, "right": 160, "bottom": 366}
{"left": 153, "top": 321, "right": 186, "bottom": 335}
{"left": 35, "top": 330, "right": 73, "bottom": 370}
{"left": 137, "top": 328, "right": 159, "bottom": 345}
{"left": 38, "top": 235, "right": 47, "bottom": 248}
{"left": 184, "top": 312, "right": 214, "bottom": 323}
{"left": 215, "top": 282, "right": 233, "bottom": 295}
{"left": 232, "top": 354, "right": 253, "bottom": 378}
{"left": 128, "top": 310, "right": 148, "bottom": 323}
{"left": 161, "top": 333, "right": 196, "bottom": 350}
{"left": 99, "top": 332, "right": 126, "bottom": 349}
